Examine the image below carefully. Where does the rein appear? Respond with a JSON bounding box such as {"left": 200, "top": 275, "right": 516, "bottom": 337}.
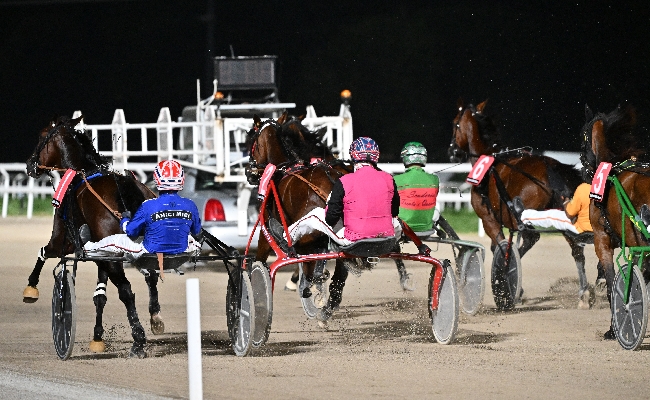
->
{"left": 284, "top": 171, "right": 329, "bottom": 201}
{"left": 80, "top": 172, "right": 122, "bottom": 220}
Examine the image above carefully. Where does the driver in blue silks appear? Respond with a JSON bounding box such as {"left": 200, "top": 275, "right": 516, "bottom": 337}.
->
{"left": 83, "top": 160, "right": 202, "bottom": 257}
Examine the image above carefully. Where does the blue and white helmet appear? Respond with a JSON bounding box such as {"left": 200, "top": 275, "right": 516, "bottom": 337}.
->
{"left": 349, "top": 137, "right": 380, "bottom": 163}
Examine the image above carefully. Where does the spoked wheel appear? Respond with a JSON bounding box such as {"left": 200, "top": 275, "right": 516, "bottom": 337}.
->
{"left": 52, "top": 268, "right": 76, "bottom": 360}
{"left": 457, "top": 247, "right": 485, "bottom": 316}
{"left": 490, "top": 240, "right": 522, "bottom": 311}
{"left": 250, "top": 261, "right": 273, "bottom": 348}
{"left": 611, "top": 264, "right": 648, "bottom": 350}
{"left": 226, "top": 269, "right": 255, "bottom": 357}
{"left": 428, "top": 259, "right": 459, "bottom": 344}
{"left": 298, "top": 262, "right": 330, "bottom": 319}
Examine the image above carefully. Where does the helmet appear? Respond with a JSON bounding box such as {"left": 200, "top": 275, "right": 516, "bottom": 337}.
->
{"left": 153, "top": 159, "right": 184, "bottom": 191}
{"left": 349, "top": 137, "right": 380, "bottom": 163}
{"left": 401, "top": 142, "right": 427, "bottom": 166}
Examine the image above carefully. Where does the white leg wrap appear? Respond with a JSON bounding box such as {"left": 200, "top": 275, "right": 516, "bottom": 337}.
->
{"left": 93, "top": 282, "right": 107, "bottom": 298}
{"left": 37, "top": 247, "right": 47, "bottom": 261}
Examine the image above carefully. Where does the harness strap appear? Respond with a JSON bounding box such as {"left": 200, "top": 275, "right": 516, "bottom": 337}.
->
{"left": 285, "top": 171, "right": 329, "bottom": 202}
{"left": 81, "top": 173, "right": 122, "bottom": 220}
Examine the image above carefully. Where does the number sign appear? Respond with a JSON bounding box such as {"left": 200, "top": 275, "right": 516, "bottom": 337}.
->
{"left": 589, "top": 162, "right": 612, "bottom": 201}
{"left": 466, "top": 155, "right": 495, "bottom": 185}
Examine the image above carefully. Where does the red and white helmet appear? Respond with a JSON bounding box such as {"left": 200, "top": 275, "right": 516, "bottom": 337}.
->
{"left": 153, "top": 160, "right": 184, "bottom": 191}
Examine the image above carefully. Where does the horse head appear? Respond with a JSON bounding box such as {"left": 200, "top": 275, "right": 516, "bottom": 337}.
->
{"left": 449, "top": 99, "right": 497, "bottom": 163}
{"left": 26, "top": 115, "right": 106, "bottom": 178}
{"left": 246, "top": 112, "right": 334, "bottom": 184}
{"left": 580, "top": 104, "right": 641, "bottom": 181}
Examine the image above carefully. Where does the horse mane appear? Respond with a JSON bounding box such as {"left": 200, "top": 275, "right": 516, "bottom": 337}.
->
{"left": 56, "top": 116, "right": 111, "bottom": 170}
{"left": 470, "top": 105, "right": 502, "bottom": 150}
{"left": 584, "top": 105, "right": 645, "bottom": 164}
{"left": 283, "top": 117, "right": 335, "bottom": 160}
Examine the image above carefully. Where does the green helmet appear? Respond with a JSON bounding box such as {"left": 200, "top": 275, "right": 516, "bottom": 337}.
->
{"left": 400, "top": 142, "right": 427, "bottom": 166}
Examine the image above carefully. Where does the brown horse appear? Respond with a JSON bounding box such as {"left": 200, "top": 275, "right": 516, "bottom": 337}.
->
{"left": 246, "top": 113, "right": 355, "bottom": 321}
{"left": 24, "top": 115, "right": 156, "bottom": 357}
{"left": 449, "top": 99, "right": 592, "bottom": 310}
{"left": 580, "top": 104, "right": 650, "bottom": 342}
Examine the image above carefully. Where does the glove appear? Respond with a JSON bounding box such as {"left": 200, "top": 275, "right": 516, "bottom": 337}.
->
{"left": 120, "top": 212, "right": 131, "bottom": 233}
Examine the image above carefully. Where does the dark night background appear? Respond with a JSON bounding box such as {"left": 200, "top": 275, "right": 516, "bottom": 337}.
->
{"left": 1, "top": 0, "right": 649, "bottom": 163}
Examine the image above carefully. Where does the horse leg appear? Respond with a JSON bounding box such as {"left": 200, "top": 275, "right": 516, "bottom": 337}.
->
{"left": 318, "top": 259, "right": 349, "bottom": 321}
{"left": 89, "top": 268, "right": 109, "bottom": 353}
{"left": 24, "top": 213, "right": 71, "bottom": 302}
{"left": 145, "top": 271, "right": 164, "bottom": 335}
{"left": 105, "top": 261, "right": 147, "bottom": 358}
{"left": 592, "top": 233, "right": 617, "bottom": 340}
{"left": 564, "top": 236, "right": 590, "bottom": 310}
{"left": 517, "top": 231, "right": 540, "bottom": 258}
{"left": 392, "top": 243, "right": 414, "bottom": 291}
{"left": 285, "top": 266, "right": 300, "bottom": 291}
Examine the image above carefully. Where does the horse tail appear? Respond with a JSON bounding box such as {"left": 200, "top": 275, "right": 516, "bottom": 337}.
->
{"left": 544, "top": 158, "right": 583, "bottom": 208}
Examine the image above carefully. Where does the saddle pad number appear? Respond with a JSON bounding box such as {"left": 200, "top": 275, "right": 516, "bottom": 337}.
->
{"left": 589, "top": 162, "right": 612, "bottom": 201}
{"left": 466, "top": 155, "right": 495, "bottom": 185}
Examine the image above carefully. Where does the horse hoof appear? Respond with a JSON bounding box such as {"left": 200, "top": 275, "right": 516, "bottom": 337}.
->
{"left": 23, "top": 286, "right": 39, "bottom": 303}
{"left": 595, "top": 278, "right": 607, "bottom": 291}
{"left": 128, "top": 345, "right": 147, "bottom": 359}
{"left": 399, "top": 273, "right": 416, "bottom": 291}
{"left": 316, "top": 307, "right": 333, "bottom": 322}
{"left": 150, "top": 313, "right": 165, "bottom": 335}
{"left": 89, "top": 340, "right": 106, "bottom": 353}
{"left": 603, "top": 328, "right": 616, "bottom": 341}
{"left": 317, "top": 320, "right": 329, "bottom": 330}
{"left": 284, "top": 279, "right": 297, "bottom": 291}
{"left": 577, "top": 290, "right": 591, "bottom": 310}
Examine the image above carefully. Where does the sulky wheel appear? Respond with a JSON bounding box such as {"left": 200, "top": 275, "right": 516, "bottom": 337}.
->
{"left": 226, "top": 269, "right": 255, "bottom": 357}
{"left": 298, "top": 262, "right": 330, "bottom": 320}
{"left": 490, "top": 240, "right": 522, "bottom": 311}
{"left": 457, "top": 247, "right": 485, "bottom": 316}
{"left": 250, "top": 261, "right": 273, "bottom": 348}
{"left": 611, "top": 263, "right": 648, "bottom": 350}
{"left": 428, "top": 259, "right": 459, "bottom": 344}
{"left": 52, "top": 268, "right": 76, "bottom": 360}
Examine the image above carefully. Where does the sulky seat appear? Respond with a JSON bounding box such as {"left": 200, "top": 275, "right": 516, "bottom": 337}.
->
{"left": 131, "top": 252, "right": 193, "bottom": 271}
{"left": 338, "top": 237, "right": 398, "bottom": 258}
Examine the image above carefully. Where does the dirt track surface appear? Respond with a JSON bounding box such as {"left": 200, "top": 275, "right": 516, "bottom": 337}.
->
{"left": 1, "top": 217, "right": 650, "bottom": 399}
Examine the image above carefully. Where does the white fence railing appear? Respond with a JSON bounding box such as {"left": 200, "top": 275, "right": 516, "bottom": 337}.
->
{"left": 0, "top": 162, "right": 474, "bottom": 219}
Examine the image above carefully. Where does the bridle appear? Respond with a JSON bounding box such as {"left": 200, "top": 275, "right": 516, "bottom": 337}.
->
{"left": 448, "top": 105, "right": 474, "bottom": 162}
{"left": 246, "top": 118, "right": 304, "bottom": 185}
{"left": 579, "top": 119, "right": 598, "bottom": 182}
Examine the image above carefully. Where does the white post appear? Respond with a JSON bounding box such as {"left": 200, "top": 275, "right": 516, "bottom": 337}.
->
{"left": 186, "top": 278, "right": 203, "bottom": 400}
{"left": 26, "top": 177, "right": 34, "bottom": 219}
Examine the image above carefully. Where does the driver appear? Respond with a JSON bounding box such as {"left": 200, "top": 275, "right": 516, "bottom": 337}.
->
{"left": 393, "top": 142, "right": 440, "bottom": 231}
{"left": 82, "top": 160, "right": 202, "bottom": 258}
{"left": 271, "top": 137, "right": 401, "bottom": 247}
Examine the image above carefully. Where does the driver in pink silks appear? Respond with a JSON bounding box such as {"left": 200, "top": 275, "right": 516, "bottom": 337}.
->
{"left": 275, "top": 137, "right": 402, "bottom": 248}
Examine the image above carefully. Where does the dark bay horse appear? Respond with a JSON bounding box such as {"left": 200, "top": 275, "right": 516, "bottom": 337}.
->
{"left": 246, "top": 113, "right": 354, "bottom": 321}
{"left": 24, "top": 115, "right": 156, "bottom": 357}
{"left": 449, "top": 99, "right": 592, "bottom": 310}
{"left": 580, "top": 104, "right": 650, "bottom": 340}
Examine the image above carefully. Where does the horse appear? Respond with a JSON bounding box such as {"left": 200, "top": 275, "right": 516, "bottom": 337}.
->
{"left": 579, "top": 103, "right": 650, "bottom": 340}
{"left": 449, "top": 99, "right": 593, "bottom": 310}
{"left": 24, "top": 115, "right": 157, "bottom": 358}
{"left": 247, "top": 112, "right": 358, "bottom": 321}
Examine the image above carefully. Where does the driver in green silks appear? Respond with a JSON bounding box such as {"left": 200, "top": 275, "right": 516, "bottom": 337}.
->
{"left": 391, "top": 142, "right": 440, "bottom": 291}
{"left": 393, "top": 142, "right": 440, "bottom": 231}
